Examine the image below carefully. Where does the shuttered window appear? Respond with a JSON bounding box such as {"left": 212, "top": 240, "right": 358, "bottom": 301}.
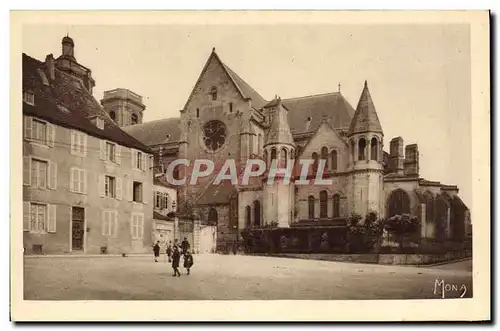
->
{"left": 26, "top": 202, "right": 56, "bottom": 234}
{"left": 70, "top": 130, "right": 87, "bottom": 157}
{"left": 131, "top": 213, "right": 144, "bottom": 240}
{"left": 102, "top": 210, "right": 118, "bottom": 237}
{"left": 70, "top": 168, "right": 87, "bottom": 194}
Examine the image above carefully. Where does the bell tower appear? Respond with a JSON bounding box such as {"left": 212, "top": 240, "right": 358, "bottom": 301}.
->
{"left": 347, "top": 81, "right": 384, "bottom": 218}
{"left": 100, "top": 88, "right": 146, "bottom": 127}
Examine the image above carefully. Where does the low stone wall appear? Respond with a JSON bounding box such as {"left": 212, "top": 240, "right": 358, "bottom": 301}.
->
{"left": 269, "top": 250, "right": 472, "bottom": 266}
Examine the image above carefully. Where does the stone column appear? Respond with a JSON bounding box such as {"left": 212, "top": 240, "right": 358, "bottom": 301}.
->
{"left": 421, "top": 203, "right": 427, "bottom": 238}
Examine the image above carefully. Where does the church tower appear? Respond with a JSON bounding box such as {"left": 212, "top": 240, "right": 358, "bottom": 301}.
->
{"left": 347, "top": 81, "right": 384, "bottom": 218}
{"left": 100, "top": 88, "right": 146, "bottom": 127}
{"left": 262, "top": 97, "right": 296, "bottom": 227}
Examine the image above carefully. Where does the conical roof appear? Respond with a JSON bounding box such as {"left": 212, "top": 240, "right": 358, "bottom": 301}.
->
{"left": 348, "top": 81, "right": 383, "bottom": 136}
{"left": 264, "top": 97, "right": 295, "bottom": 147}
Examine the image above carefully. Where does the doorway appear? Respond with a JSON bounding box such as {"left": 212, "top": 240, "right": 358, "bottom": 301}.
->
{"left": 72, "top": 207, "right": 85, "bottom": 251}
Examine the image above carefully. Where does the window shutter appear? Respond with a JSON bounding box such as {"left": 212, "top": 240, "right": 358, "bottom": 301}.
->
{"left": 83, "top": 170, "right": 87, "bottom": 194}
{"left": 23, "top": 157, "right": 31, "bottom": 186}
{"left": 143, "top": 183, "right": 148, "bottom": 204}
{"left": 83, "top": 134, "right": 88, "bottom": 158}
{"left": 23, "top": 201, "right": 30, "bottom": 231}
{"left": 131, "top": 149, "right": 137, "bottom": 168}
{"left": 116, "top": 146, "right": 122, "bottom": 165}
{"left": 69, "top": 167, "right": 75, "bottom": 192}
{"left": 142, "top": 154, "right": 147, "bottom": 171}
{"left": 127, "top": 179, "right": 133, "bottom": 201}
{"left": 70, "top": 131, "right": 76, "bottom": 155}
{"left": 47, "top": 124, "right": 55, "bottom": 147}
{"left": 47, "top": 204, "right": 57, "bottom": 233}
{"left": 113, "top": 211, "right": 118, "bottom": 238}
{"left": 130, "top": 214, "right": 135, "bottom": 239}
{"left": 102, "top": 210, "right": 108, "bottom": 236}
{"left": 100, "top": 140, "right": 106, "bottom": 160}
{"left": 140, "top": 215, "right": 144, "bottom": 239}
{"left": 24, "top": 116, "right": 33, "bottom": 139}
{"left": 48, "top": 161, "right": 57, "bottom": 190}
{"left": 99, "top": 174, "right": 105, "bottom": 197}
{"left": 116, "top": 177, "right": 122, "bottom": 200}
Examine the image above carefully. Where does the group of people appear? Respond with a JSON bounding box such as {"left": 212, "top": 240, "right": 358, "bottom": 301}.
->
{"left": 153, "top": 238, "right": 194, "bottom": 277}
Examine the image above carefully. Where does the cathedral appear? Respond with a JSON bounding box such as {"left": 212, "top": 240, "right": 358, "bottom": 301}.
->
{"left": 108, "top": 48, "right": 471, "bottom": 249}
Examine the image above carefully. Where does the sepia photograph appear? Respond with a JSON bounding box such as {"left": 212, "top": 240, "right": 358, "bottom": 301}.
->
{"left": 10, "top": 10, "right": 490, "bottom": 321}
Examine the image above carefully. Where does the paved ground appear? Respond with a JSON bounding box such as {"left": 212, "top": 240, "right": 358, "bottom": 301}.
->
{"left": 24, "top": 254, "right": 473, "bottom": 300}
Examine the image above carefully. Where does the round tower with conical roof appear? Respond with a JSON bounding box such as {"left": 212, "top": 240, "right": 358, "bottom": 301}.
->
{"left": 347, "top": 81, "right": 384, "bottom": 218}
{"left": 262, "top": 97, "right": 296, "bottom": 227}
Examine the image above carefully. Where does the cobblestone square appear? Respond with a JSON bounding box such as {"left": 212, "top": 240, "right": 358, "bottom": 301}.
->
{"left": 24, "top": 255, "right": 473, "bottom": 300}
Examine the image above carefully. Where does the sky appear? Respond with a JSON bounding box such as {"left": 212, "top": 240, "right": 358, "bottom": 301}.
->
{"left": 22, "top": 24, "right": 472, "bottom": 208}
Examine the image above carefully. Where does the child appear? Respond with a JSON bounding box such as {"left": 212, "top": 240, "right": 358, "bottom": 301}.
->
{"left": 153, "top": 241, "right": 160, "bottom": 262}
{"left": 183, "top": 249, "right": 194, "bottom": 275}
{"left": 166, "top": 241, "right": 173, "bottom": 263}
{"left": 171, "top": 245, "right": 181, "bottom": 277}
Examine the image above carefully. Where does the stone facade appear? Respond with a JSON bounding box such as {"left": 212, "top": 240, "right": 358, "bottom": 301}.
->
{"left": 123, "top": 48, "right": 471, "bottom": 250}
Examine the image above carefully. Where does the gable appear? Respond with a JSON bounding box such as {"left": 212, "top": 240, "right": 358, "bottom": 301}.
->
{"left": 183, "top": 51, "right": 266, "bottom": 115}
{"left": 300, "top": 123, "right": 349, "bottom": 172}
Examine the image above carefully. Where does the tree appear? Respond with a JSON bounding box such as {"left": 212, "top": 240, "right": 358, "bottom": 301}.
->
{"left": 346, "top": 212, "right": 384, "bottom": 252}
{"left": 383, "top": 214, "right": 420, "bottom": 249}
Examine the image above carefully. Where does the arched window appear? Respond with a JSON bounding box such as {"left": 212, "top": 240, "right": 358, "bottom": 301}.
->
{"left": 321, "top": 147, "right": 329, "bottom": 169}
{"left": 358, "top": 138, "right": 366, "bottom": 161}
{"left": 424, "top": 192, "right": 435, "bottom": 223}
{"left": 387, "top": 189, "right": 411, "bottom": 217}
{"left": 308, "top": 196, "right": 315, "bottom": 219}
{"left": 253, "top": 200, "right": 261, "bottom": 227}
{"left": 332, "top": 194, "right": 340, "bottom": 217}
{"left": 131, "top": 113, "right": 138, "bottom": 125}
{"left": 371, "top": 137, "right": 378, "bottom": 161}
{"left": 208, "top": 207, "right": 218, "bottom": 225}
{"left": 270, "top": 148, "right": 277, "bottom": 169}
{"left": 109, "top": 111, "right": 116, "bottom": 121}
{"left": 210, "top": 86, "right": 217, "bottom": 101}
{"left": 331, "top": 150, "right": 338, "bottom": 171}
{"left": 281, "top": 148, "right": 288, "bottom": 168}
{"left": 245, "top": 205, "right": 251, "bottom": 227}
{"left": 319, "top": 190, "right": 328, "bottom": 218}
{"left": 312, "top": 152, "right": 319, "bottom": 173}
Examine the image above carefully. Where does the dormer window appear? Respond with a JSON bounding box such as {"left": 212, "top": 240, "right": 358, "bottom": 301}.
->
{"left": 23, "top": 91, "right": 35, "bottom": 106}
{"left": 210, "top": 86, "right": 217, "bottom": 101}
{"left": 96, "top": 117, "right": 105, "bottom": 130}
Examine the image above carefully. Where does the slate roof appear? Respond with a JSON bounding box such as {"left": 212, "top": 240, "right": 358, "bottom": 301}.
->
{"left": 22, "top": 53, "right": 151, "bottom": 153}
{"left": 282, "top": 92, "right": 355, "bottom": 135}
{"left": 222, "top": 62, "right": 268, "bottom": 110}
{"left": 265, "top": 98, "right": 295, "bottom": 146}
{"left": 123, "top": 117, "right": 181, "bottom": 146}
{"left": 196, "top": 182, "right": 237, "bottom": 206}
{"left": 153, "top": 211, "right": 171, "bottom": 221}
{"left": 348, "top": 81, "right": 383, "bottom": 136}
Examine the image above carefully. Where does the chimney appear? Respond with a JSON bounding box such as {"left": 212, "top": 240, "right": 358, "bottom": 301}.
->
{"left": 45, "top": 54, "right": 55, "bottom": 81}
{"left": 404, "top": 144, "right": 419, "bottom": 176}
{"left": 389, "top": 137, "right": 404, "bottom": 175}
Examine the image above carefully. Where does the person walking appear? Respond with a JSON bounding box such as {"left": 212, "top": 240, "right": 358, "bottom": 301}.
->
{"left": 153, "top": 241, "right": 161, "bottom": 263}
{"left": 183, "top": 249, "right": 194, "bottom": 275}
{"left": 166, "top": 241, "right": 173, "bottom": 263}
{"left": 171, "top": 245, "right": 181, "bottom": 277}
{"left": 181, "top": 237, "right": 190, "bottom": 255}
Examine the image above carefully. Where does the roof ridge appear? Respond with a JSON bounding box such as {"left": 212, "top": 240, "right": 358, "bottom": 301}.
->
{"left": 126, "top": 117, "right": 180, "bottom": 128}
{"left": 282, "top": 92, "right": 340, "bottom": 101}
